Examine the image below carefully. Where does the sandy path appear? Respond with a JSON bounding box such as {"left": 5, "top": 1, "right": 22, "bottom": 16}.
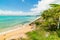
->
{"left": 0, "top": 25, "right": 35, "bottom": 40}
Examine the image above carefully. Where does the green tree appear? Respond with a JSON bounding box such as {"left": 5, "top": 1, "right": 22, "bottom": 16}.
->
{"left": 41, "top": 4, "right": 60, "bottom": 30}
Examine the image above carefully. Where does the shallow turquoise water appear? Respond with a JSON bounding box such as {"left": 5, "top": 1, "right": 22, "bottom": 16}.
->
{"left": 0, "top": 16, "right": 38, "bottom": 29}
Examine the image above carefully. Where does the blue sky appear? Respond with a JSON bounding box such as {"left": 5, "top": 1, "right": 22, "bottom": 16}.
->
{"left": 0, "top": 0, "right": 59, "bottom": 15}
{"left": 0, "top": 0, "right": 39, "bottom": 12}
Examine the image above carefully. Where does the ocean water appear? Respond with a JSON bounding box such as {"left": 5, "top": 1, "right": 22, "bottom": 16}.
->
{"left": 0, "top": 16, "right": 38, "bottom": 30}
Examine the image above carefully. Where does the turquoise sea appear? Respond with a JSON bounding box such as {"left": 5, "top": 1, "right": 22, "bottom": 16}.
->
{"left": 0, "top": 16, "right": 38, "bottom": 30}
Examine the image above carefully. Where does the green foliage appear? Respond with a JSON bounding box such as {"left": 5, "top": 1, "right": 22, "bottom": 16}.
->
{"left": 56, "top": 29, "right": 60, "bottom": 37}
{"left": 26, "top": 27, "right": 60, "bottom": 40}
{"left": 26, "top": 4, "right": 60, "bottom": 40}
{"left": 35, "top": 22, "right": 40, "bottom": 26}
{"left": 50, "top": 4, "right": 60, "bottom": 7}
{"left": 41, "top": 4, "right": 60, "bottom": 31}
{"left": 27, "top": 28, "right": 46, "bottom": 40}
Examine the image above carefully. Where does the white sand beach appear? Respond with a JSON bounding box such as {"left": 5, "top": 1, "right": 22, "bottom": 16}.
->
{"left": 0, "top": 24, "right": 35, "bottom": 40}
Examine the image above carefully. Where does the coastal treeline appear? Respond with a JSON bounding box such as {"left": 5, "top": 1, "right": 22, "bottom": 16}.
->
{"left": 25, "top": 4, "right": 60, "bottom": 40}
{"left": 41, "top": 4, "right": 60, "bottom": 31}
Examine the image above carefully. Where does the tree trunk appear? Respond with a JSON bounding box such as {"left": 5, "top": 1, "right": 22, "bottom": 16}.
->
{"left": 57, "top": 16, "right": 60, "bottom": 29}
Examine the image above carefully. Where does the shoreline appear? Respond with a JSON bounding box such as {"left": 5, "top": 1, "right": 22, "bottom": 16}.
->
{"left": 0, "top": 24, "right": 35, "bottom": 40}
{"left": 0, "top": 22, "right": 36, "bottom": 40}
{"left": 0, "top": 17, "right": 40, "bottom": 40}
{"left": 0, "top": 24, "right": 24, "bottom": 35}
{"left": 0, "top": 24, "right": 23, "bottom": 33}
{"left": 0, "top": 16, "right": 40, "bottom": 33}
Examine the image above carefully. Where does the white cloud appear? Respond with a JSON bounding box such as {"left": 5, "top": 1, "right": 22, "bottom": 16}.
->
{"left": 52, "top": 0, "right": 60, "bottom": 4}
{"left": 0, "top": 0, "right": 59, "bottom": 15}
{"left": 0, "top": 10, "right": 39, "bottom": 15}
{"left": 30, "top": 0, "right": 56, "bottom": 13}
